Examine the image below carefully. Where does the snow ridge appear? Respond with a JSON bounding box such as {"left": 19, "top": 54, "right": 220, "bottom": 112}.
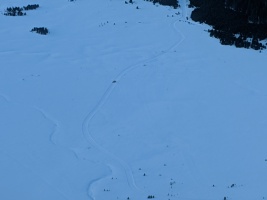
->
{"left": 34, "top": 107, "right": 59, "bottom": 145}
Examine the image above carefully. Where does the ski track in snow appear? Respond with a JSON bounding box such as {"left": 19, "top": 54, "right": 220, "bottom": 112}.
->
{"left": 181, "top": 0, "right": 188, "bottom": 20}
{"left": 86, "top": 165, "right": 113, "bottom": 200}
{"left": 173, "top": 0, "right": 208, "bottom": 189}
{"left": 82, "top": 4, "right": 187, "bottom": 199}
{"left": 0, "top": 2, "right": 188, "bottom": 199}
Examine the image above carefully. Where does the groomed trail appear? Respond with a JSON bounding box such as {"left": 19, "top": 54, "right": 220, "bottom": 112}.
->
{"left": 82, "top": 1, "right": 187, "bottom": 199}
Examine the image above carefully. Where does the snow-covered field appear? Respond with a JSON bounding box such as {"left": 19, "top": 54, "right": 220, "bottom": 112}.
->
{"left": 1, "top": 0, "right": 267, "bottom": 199}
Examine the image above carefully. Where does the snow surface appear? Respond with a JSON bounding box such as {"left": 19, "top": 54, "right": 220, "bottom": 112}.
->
{"left": 0, "top": 0, "right": 267, "bottom": 199}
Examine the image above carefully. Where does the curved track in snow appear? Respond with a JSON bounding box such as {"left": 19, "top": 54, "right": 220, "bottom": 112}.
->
{"left": 82, "top": 4, "right": 187, "bottom": 199}
{"left": 0, "top": 94, "right": 71, "bottom": 200}
{"left": 33, "top": 107, "right": 59, "bottom": 146}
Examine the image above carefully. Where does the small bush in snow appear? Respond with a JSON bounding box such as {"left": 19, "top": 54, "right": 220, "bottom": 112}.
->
{"left": 31, "top": 27, "right": 49, "bottom": 35}
{"left": 23, "top": 4, "right": 39, "bottom": 10}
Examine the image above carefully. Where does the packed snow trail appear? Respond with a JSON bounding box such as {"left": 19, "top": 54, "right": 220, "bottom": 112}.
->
{"left": 82, "top": 13, "right": 186, "bottom": 199}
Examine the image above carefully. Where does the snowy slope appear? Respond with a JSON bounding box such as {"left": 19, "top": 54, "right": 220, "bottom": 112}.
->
{"left": 1, "top": 0, "right": 267, "bottom": 199}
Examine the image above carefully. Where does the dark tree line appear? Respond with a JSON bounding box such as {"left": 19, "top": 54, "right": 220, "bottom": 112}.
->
{"left": 208, "top": 29, "right": 265, "bottom": 50}
{"left": 4, "top": 4, "right": 39, "bottom": 16}
{"left": 189, "top": 0, "right": 267, "bottom": 50}
{"left": 4, "top": 7, "right": 26, "bottom": 16}
{"left": 225, "top": 0, "right": 267, "bottom": 24}
{"left": 190, "top": 0, "right": 267, "bottom": 25}
{"left": 145, "top": 0, "right": 179, "bottom": 9}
